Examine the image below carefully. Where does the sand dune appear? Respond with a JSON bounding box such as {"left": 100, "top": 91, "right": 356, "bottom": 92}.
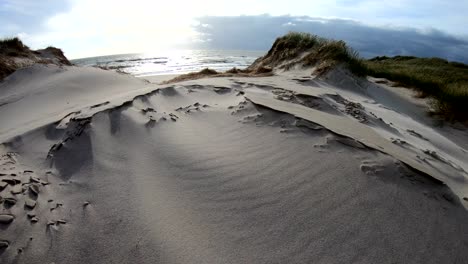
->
{"left": 1, "top": 63, "right": 468, "bottom": 263}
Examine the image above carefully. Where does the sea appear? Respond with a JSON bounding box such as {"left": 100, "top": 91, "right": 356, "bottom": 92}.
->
{"left": 71, "top": 50, "right": 265, "bottom": 77}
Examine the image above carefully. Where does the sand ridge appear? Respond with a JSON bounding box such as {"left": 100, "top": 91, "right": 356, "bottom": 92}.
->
{"left": 1, "top": 64, "right": 468, "bottom": 263}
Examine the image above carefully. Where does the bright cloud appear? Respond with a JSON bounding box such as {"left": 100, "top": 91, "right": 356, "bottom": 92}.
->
{"left": 1, "top": 0, "right": 468, "bottom": 58}
{"left": 24, "top": 0, "right": 204, "bottom": 58}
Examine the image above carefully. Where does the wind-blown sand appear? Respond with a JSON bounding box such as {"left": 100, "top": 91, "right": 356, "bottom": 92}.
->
{"left": 1, "top": 63, "right": 468, "bottom": 263}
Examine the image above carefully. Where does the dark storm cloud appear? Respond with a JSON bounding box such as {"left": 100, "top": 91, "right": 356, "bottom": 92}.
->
{"left": 193, "top": 15, "right": 468, "bottom": 63}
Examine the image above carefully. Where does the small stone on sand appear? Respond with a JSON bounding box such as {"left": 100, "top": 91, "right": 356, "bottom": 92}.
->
{"left": 83, "top": 201, "right": 90, "bottom": 207}
{"left": 57, "top": 219, "right": 67, "bottom": 224}
{"left": 31, "top": 217, "right": 38, "bottom": 223}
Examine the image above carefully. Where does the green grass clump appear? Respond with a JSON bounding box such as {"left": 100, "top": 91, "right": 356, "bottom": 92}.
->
{"left": 0, "top": 37, "right": 30, "bottom": 79}
{"left": 364, "top": 56, "right": 468, "bottom": 120}
{"left": 0, "top": 37, "right": 30, "bottom": 57}
{"left": 249, "top": 32, "right": 367, "bottom": 76}
{"left": 264, "top": 32, "right": 323, "bottom": 60}
{"left": 0, "top": 37, "right": 74, "bottom": 80}
{"left": 302, "top": 39, "right": 367, "bottom": 76}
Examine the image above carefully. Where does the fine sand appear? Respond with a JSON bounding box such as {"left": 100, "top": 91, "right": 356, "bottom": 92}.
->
{"left": 1, "top": 64, "right": 468, "bottom": 263}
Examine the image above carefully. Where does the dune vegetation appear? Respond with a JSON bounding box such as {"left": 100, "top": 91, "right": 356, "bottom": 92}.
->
{"left": 3, "top": 34, "right": 468, "bottom": 121}
{"left": 250, "top": 32, "right": 468, "bottom": 121}
{"left": 0, "top": 37, "right": 71, "bottom": 80}
{"left": 0, "top": 37, "right": 32, "bottom": 57}
{"left": 0, "top": 37, "right": 29, "bottom": 79}
{"left": 364, "top": 56, "right": 468, "bottom": 121}
{"left": 247, "top": 32, "right": 367, "bottom": 76}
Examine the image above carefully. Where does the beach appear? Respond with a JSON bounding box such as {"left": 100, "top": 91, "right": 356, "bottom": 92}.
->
{"left": 1, "top": 44, "right": 468, "bottom": 263}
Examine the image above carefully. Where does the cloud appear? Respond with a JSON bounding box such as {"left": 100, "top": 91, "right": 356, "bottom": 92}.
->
{"left": 6, "top": 0, "right": 218, "bottom": 58}
{"left": 2, "top": 1, "right": 467, "bottom": 60}
{"left": 193, "top": 15, "right": 468, "bottom": 63}
{"left": 282, "top": 22, "right": 297, "bottom": 27}
{"left": 0, "top": 0, "right": 71, "bottom": 35}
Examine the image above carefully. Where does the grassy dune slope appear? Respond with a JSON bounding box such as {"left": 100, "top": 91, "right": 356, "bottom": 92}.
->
{"left": 248, "top": 32, "right": 367, "bottom": 76}
{"left": 254, "top": 32, "right": 468, "bottom": 121}
{"left": 364, "top": 56, "right": 468, "bottom": 120}
{"left": 0, "top": 37, "right": 71, "bottom": 80}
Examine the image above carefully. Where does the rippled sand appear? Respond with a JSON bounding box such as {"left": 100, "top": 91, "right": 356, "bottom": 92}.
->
{"left": 1, "top": 65, "right": 468, "bottom": 263}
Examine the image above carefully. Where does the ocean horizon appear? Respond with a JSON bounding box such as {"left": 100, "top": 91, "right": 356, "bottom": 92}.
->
{"left": 71, "top": 49, "right": 265, "bottom": 77}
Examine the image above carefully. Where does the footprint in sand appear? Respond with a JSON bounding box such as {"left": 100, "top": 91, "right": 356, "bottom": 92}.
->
{"left": 141, "top": 107, "right": 156, "bottom": 114}
{"left": 0, "top": 181, "right": 7, "bottom": 191}
{"left": 407, "top": 129, "right": 429, "bottom": 141}
{"left": 2, "top": 177, "right": 21, "bottom": 185}
{"left": 29, "top": 183, "right": 40, "bottom": 196}
{"left": 3, "top": 197, "right": 17, "bottom": 207}
{"left": 0, "top": 240, "right": 10, "bottom": 249}
{"left": 313, "top": 144, "right": 329, "bottom": 153}
{"left": 24, "top": 198, "right": 37, "bottom": 209}
{"left": 295, "top": 119, "right": 323, "bottom": 130}
{"left": 10, "top": 185, "right": 22, "bottom": 194}
{"left": 390, "top": 137, "right": 408, "bottom": 146}
{"left": 0, "top": 214, "right": 15, "bottom": 224}
{"left": 213, "top": 86, "right": 231, "bottom": 94}
{"left": 359, "top": 160, "right": 384, "bottom": 176}
{"left": 327, "top": 136, "right": 366, "bottom": 149}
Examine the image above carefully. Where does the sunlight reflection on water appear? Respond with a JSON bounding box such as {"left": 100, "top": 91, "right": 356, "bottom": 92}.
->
{"left": 72, "top": 50, "right": 264, "bottom": 77}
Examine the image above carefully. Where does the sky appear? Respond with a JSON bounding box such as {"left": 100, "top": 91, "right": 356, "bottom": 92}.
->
{"left": 1, "top": 0, "right": 468, "bottom": 60}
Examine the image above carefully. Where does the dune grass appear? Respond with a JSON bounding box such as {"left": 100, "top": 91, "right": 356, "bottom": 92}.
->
{"left": 162, "top": 68, "right": 220, "bottom": 83}
{"left": 162, "top": 66, "right": 274, "bottom": 84}
{"left": 257, "top": 32, "right": 468, "bottom": 121}
{"left": 0, "top": 37, "right": 29, "bottom": 79}
{"left": 249, "top": 32, "right": 367, "bottom": 76}
{"left": 364, "top": 56, "right": 468, "bottom": 121}
{"left": 0, "top": 37, "right": 30, "bottom": 57}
